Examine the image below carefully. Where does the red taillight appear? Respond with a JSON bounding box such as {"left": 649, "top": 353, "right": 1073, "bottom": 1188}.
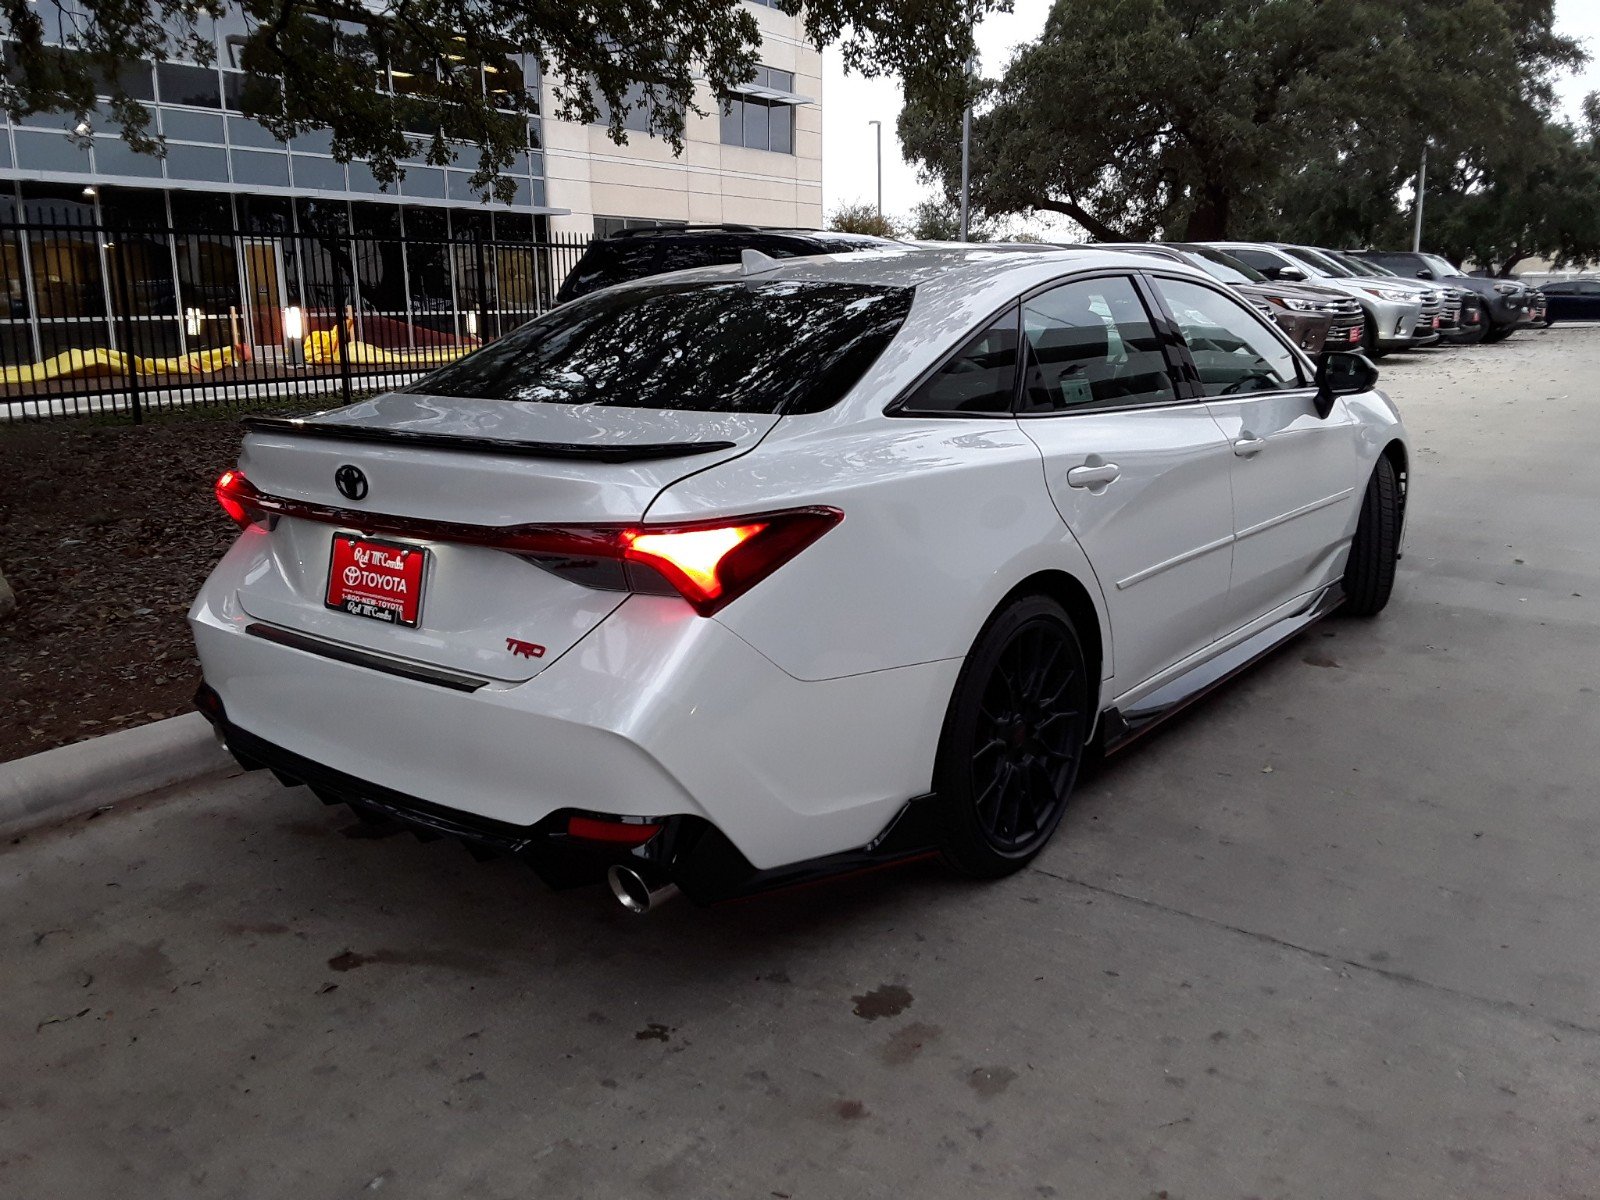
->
{"left": 216, "top": 469, "right": 259, "bottom": 530}
{"left": 208, "top": 472, "right": 841, "bottom": 617}
{"left": 619, "top": 509, "right": 841, "bottom": 616}
{"left": 565, "top": 815, "right": 662, "bottom": 846}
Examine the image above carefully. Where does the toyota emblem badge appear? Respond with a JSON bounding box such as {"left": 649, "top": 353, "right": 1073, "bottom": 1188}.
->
{"left": 334, "top": 464, "right": 369, "bottom": 502}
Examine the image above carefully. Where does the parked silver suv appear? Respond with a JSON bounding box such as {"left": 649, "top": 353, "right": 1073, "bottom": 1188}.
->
{"left": 1204, "top": 242, "right": 1429, "bottom": 358}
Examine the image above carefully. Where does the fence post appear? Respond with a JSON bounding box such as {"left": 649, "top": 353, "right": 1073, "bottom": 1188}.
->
{"left": 329, "top": 233, "right": 354, "bottom": 406}
{"left": 473, "top": 226, "right": 489, "bottom": 343}
{"left": 109, "top": 237, "right": 143, "bottom": 425}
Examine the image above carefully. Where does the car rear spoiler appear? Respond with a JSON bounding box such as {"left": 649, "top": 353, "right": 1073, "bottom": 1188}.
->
{"left": 239, "top": 416, "right": 736, "bottom": 463}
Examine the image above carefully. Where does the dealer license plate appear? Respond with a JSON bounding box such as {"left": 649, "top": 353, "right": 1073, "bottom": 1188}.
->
{"left": 325, "top": 534, "right": 427, "bottom": 627}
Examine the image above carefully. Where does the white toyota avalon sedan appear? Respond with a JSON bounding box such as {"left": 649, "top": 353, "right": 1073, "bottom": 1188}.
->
{"left": 192, "top": 247, "right": 1408, "bottom": 912}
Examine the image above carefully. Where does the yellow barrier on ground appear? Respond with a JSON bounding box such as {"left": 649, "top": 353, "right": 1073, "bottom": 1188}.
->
{"left": 0, "top": 346, "right": 235, "bottom": 385}
{"left": 304, "top": 328, "right": 471, "bottom": 367}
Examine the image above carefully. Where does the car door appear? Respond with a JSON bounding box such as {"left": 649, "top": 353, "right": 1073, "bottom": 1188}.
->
{"left": 1012, "top": 273, "right": 1237, "bottom": 698}
{"left": 1568, "top": 281, "right": 1593, "bottom": 320}
{"left": 1146, "top": 273, "right": 1363, "bottom": 631}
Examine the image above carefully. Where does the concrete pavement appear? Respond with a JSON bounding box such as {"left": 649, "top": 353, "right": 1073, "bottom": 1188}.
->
{"left": 4, "top": 327, "right": 1600, "bottom": 1199}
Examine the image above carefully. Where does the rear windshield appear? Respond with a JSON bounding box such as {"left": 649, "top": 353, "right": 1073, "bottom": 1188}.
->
{"left": 1282, "top": 246, "right": 1353, "bottom": 278}
{"left": 412, "top": 279, "right": 914, "bottom": 415}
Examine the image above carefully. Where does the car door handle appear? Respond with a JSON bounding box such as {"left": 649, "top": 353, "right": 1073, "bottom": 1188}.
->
{"left": 1233, "top": 434, "right": 1266, "bottom": 457}
{"left": 1066, "top": 459, "right": 1121, "bottom": 490}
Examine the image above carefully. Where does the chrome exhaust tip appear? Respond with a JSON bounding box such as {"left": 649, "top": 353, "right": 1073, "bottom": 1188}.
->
{"left": 607, "top": 865, "right": 680, "bottom": 915}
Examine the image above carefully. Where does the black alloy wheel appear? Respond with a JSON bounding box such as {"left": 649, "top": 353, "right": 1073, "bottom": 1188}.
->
{"left": 935, "top": 595, "right": 1088, "bottom": 878}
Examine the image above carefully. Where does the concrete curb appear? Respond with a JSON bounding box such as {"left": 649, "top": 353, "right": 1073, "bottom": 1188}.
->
{"left": 0, "top": 713, "right": 233, "bottom": 840}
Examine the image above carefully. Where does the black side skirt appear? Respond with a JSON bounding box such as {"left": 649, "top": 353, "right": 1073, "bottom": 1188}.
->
{"left": 1099, "top": 585, "right": 1344, "bottom": 754}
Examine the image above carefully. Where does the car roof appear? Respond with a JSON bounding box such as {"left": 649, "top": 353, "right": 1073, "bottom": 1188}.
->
{"left": 604, "top": 225, "right": 896, "bottom": 246}
{"left": 613, "top": 244, "right": 1211, "bottom": 301}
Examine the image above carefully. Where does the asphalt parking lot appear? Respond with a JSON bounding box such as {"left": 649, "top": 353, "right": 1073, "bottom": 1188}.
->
{"left": 5, "top": 326, "right": 1600, "bottom": 1200}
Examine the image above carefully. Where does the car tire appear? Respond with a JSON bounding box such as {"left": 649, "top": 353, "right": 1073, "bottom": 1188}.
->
{"left": 1343, "top": 456, "right": 1400, "bottom": 618}
{"left": 1456, "top": 303, "right": 1489, "bottom": 344}
{"left": 1358, "top": 315, "right": 1390, "bottom": 360}
{"left": 933, "top": 594, "right": 1089, "bottom": 879}
{"left": 1482, "top": 322, "right": 1514, "bottom": 343}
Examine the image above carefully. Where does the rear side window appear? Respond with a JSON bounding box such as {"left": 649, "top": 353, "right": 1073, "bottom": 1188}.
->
{"left": 1019, "top": 277, "right": 1176, "bottom": 413}
{"left": 412, "top": 279, "right": 914, "bottom": 415}
{"left": 1152, "top": 277, "right": 1302, "bottom": 396}
{"left": 558, "top": 237, "right": 742, "bottom": 300}
{"left": 899, "top": 305, "right": 1019, "bottom": 414}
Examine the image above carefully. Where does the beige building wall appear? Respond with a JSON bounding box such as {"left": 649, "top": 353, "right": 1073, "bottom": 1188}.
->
{"left": 543, "top": 5, "right": 823, "bottom": 236}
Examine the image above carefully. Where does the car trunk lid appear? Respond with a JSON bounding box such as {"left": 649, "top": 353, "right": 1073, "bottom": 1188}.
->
{"left": 228, "top": 393, "right": 775, "bottom": 683}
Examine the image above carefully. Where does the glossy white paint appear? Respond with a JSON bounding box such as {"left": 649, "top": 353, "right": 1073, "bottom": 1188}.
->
{"left": 192, "top": 246, "right": 1409, "bottom": 872}
{"left": 1206, "top": 391, "right": 1364, "bottom": 627}
{"left": 1019, "top": 404, "right": 1236, "bottom": 698}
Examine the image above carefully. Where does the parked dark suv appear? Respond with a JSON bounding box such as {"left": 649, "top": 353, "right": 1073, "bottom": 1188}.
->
{"left": 555, "top": 226, "right": 899, "bottom": 303}
{"left": 1346, "top": 250, "right": 1540, "bottom": 343}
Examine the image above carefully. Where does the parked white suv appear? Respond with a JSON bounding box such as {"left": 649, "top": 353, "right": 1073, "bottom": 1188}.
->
{"left": 193, "top": 247, "right": 1408, "bottom": 910}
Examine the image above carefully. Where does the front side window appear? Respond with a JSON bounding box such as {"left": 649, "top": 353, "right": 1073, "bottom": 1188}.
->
{"left": 413, "top": 279, "right": 912, "bottom": 415}
{"left": 1019, "top": 276, "right": 1176, "bottom": 413}
{"left": 1153, "top": 277, "right": 1302, "bottom": 397}
{"left": 900, "top": 306, "right": 1019, "bottom": 415}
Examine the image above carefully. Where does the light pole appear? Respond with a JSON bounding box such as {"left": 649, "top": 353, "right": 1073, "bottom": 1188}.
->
{"left": 959, "top": 98, "right": 971, "bottom": 242}
{"left": 1412, "top": 143, "right": 1428, "bottom": 253}
{"left": 867, "top": 120, "right": 882, "bottom": 216}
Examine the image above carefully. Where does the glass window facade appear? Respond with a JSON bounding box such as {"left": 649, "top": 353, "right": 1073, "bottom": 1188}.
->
{"left": 0, "top": 2, "right": 567, "bottom": 375}
{"left": 0, "top": 181, "right": 564, "bottom": 371}
{"left": 1, "top": 2, "right": 548, "bottom": 212}
{"left": 719, "top": 67, "right": 797, "bottom": 154}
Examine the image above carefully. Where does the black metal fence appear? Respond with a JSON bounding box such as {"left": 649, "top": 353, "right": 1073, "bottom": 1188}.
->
{"left": 0, "top": 211, "right": 589, "bottom": 421}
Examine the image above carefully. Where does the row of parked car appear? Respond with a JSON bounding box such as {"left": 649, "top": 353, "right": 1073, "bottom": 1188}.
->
{"left": 558, "top": 226, "right": 1571, "bottom": 359}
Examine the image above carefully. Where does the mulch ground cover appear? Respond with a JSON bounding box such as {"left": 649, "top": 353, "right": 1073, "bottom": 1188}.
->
{"left": 0, "top": 399, "right": 341, "bottom": 763}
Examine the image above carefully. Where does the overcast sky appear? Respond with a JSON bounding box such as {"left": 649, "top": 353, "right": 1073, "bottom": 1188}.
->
{"left": 820, "top": 0, "right": 1600, "bottom": 223}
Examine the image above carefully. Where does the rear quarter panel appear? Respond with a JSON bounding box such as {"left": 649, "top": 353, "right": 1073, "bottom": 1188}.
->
{"left": 648, "top": 413, "right": 1114, "bottom": 688}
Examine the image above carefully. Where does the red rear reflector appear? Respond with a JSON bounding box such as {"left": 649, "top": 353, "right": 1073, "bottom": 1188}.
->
{"left": 566, "top": 816, "right": 662, "bottom": 846}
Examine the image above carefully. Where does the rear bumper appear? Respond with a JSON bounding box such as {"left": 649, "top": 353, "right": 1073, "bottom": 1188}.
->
{"left": 189, "top": 566, "right": 958, "bottom": 876}
{"left": 198, "top": 699, "right": 941, "bottom": 902}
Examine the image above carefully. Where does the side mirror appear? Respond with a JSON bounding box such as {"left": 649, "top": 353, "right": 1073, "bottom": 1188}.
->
{"left": 1266, "top": 264, "right": 1307, "bottom": 282}
{"left": 1314, "top": 351, "right": 1379, "bottom": 417}
{"left": 1417, "top": 269, "right": 1435, "bottom": 279}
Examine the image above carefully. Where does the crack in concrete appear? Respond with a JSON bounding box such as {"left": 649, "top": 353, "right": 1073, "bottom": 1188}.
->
{"left": 1029, "top": 865, "right": 1600, "bottom": 1040}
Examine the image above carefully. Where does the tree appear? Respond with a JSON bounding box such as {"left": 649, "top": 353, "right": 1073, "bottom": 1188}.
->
{"left": 1424, "top": 96, "right": 1600, "bottom": 274}
{"left": 0, "top": 0, "right": 1006, "bottom": 202}
{"left": 828, "top": 202, "right": 899, "bottom": 237}
{"left": 906, "top": 197, "right": 964, "bottom": 241}
{"left": 900, "top": 0, "right": 1584, "bottom": 242}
